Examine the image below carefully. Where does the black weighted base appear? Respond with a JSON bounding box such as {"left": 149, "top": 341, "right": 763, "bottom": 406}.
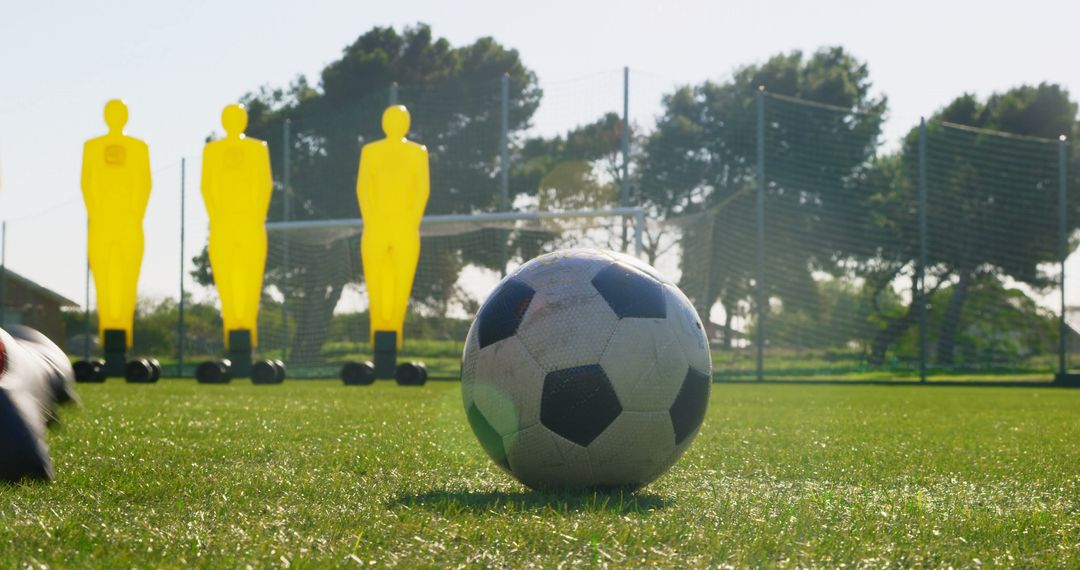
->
{"left": 125, "top": 359, "right": 151, "bottom": 383}
{"left": 73, "top": 359, "right": 106, "bottom": 383}
{"left": 341, "top": 361, "right": 376, "bottom": 385}
{"left": 125, "top": 358, "right": 161, "bottom": 383}
{"left": 395, "top": 361, "right": 428, "bottom": 386}
{"left": 251, "top": 359, "right": 286, "bottom": 384}
{"left": 196, "top": 359, "right": 232, "bottom": 384}
{"left": 1055, "top": 372, "right": 1080, "bottom": 387}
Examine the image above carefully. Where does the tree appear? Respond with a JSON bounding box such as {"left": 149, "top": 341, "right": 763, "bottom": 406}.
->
{"left": 765, "top": 276, "right": 900, "bottom": 352}
{"left": 641, "top": 47, "right": 886, "bottom": 347}
{"left": 844, "top": 152, "right": 933, "bottom": 365}
{"left": 517, "top": 113, "right": 625, "bottom": 210}
{"left": 868, "top": 83, "right": 1079, "bottom": 365}
{"left": 193, "top": 24, "right": 541, "bottom": 363}
{"left": 508, "top": 113, "right": 634, "bottom": 255}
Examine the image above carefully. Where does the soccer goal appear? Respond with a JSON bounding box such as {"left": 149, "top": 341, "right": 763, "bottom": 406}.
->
{"left": 255, "top": 208, "right": 646, "bottom": 377}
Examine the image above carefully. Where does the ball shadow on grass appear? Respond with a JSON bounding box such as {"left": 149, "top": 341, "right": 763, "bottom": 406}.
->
{"left": 387, "top": 489, "right": 669, "bottom": 515}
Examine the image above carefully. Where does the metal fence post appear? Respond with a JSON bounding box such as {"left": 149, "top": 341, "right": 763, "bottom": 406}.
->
{"left": 702, "top": 210, "right": 717, "bottom": 333}
{"left": 84, "top": 238, "right": 91, "bottom": 360}
{"left": 1059, "top": 135, "right": 1068, "bottom": 376}
{"left": 389, "top": 82, "right": 399, "bottom": 106}
{"left": 621, "top": 66, "right": 630, "bottom": 205}
{"left": 755, "top": 87, "right": 766, "bottom": 382}
{"left": 918, "top": 118, "right": 928, "bottom": 382}
{"left": 500, "top": 73, "right": 510, "bottom": 211}
{"left": 499, "top": 74, "right": 512, "bottom": 276}
{"left": 620, "top": 67, "right": 631, "bottom": 252}
{"left": 281, "top": 119, "right": 291, "bottom": 361}
{"left": 178, "top": 158, "right": 186, "bottom": 377}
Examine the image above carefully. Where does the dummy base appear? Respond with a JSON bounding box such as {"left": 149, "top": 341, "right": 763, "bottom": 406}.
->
{"left": 341, "top": 361, "right": 376, "bottom": 385}
{"left": 125, "top": 358, "right": 162, "bottom": 383}
{"left": 74, "top": 359, "right": 106, "bottom": 383}
{"left": 1055, "top": 372, "right": 1080, "bottom": 387}
{"left": 251, "top": 359, "right": 287, "bottom": 384}
{"left": 394, "top": 361, "right": 428, "bottom": 386}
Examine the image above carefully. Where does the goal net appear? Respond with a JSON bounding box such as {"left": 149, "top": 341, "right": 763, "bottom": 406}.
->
{"left": 254, "top": 209, "right": 646, "bottom": 377}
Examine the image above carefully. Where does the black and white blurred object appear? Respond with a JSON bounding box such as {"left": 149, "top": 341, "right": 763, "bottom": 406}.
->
{"left": 0, "top": 326, "right": 77, "bottom": 482}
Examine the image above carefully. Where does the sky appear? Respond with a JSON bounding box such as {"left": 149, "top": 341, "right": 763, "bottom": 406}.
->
{"left": 1, "top": 0, "right": 1078, "bottom": 312}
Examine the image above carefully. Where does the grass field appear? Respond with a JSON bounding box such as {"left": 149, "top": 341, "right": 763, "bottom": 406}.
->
{"left": 1, "top": 381, "right": 1077, "bottom": 567}
{"left": 214, "top": 341, "right": 1063, "bottom": 382}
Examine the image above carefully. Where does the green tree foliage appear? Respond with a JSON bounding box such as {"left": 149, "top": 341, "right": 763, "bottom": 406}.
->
{"left": 929, "top": 277, "right": 1058, "bottom": 366}
{"left": 765, "top": 277, "right": 898, "bottom": 352}
{"left": 641, "top": 47, "right": 886, "bottom": 347}
{"left": 63, "top": 295, "right": 228, "bottom": 361}
{"left": 755, "top": 273, "right": 1059, "bottom": 370}
{"left": 193, "top": 24, "right": 541, "bottom": 363}
{"left": 517, "top": 113, "right": 625, "bottom": 212}
{"left": 509, "top": 113, "right": 634, "bottom": 256}
{"left": 178, "top": 34, "right": 1078, "bottom": 372}
{"left": 866, "top": 83, "right": 1079, "bottom": 365}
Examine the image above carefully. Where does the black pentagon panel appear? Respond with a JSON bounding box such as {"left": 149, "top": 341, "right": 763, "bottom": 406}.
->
{"left": 476, "top": 278, "right": 535, "bottom": 349}
{"left": 590, "top": 262, "right": 666, "bottom": 319}
{"left": 541, "top": 364, "right": 622, "bottom": 447}
{"left": 669, "top": 367, "right": 710, "bottom": 445}
{"left": 466, "top": 402, "right": 509, "bottom": 470}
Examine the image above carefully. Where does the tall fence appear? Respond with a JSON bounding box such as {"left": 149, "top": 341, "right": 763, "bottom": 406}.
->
{"left": 681, "top": 93, "right": 1072, "bottom": 381}
{"left": 1, "top": 70, "right": 1075, "bottom": 381}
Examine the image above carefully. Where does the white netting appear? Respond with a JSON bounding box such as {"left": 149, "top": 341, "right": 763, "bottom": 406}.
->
{"left": 256, "top": 210, "right": 644, "bottom": 377}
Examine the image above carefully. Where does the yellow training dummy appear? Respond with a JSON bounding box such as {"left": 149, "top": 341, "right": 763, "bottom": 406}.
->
{"left": 357, "top": 105, "right": 430, "bottom": 350}
{"left": 201, "top": 104, "right": 272, "bottom": 348}
{"left": 81, "top": 99, "right": 151, "bottom": 348}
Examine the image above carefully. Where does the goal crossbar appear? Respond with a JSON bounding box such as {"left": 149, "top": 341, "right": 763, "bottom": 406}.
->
{"left": 266, "top": 207, "right": 647, "bottom": 255}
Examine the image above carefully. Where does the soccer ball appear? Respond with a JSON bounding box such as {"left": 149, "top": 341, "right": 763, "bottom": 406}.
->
{"left": 461, "top": 248, "right": 711, "bottom": 491}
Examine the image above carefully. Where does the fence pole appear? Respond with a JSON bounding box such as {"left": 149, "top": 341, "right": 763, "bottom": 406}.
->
{"left": 178, "top": 158, "right": 186, "bottom": 377}
{"left": 500, "top": 74, "right": 510, "bottom": 210}
{"left": 755, "top": 87, "right": 766, "bottom": 382}
{"left": 620, "top": 66, "right": 631, "bottom": 252}
{"left": 281, "top": 119, "right": 291, "bottom": 361}
{"left": 499, "top": 74, "right": 511, "bottom": 276}
{"left": 83, "top": 224, "right": 90, "bottom": 358}
{"left": 0, "top": 221, "right": 6, "bottom": 327}
{"left": 702, "top": 211, "right": 717, "bottom": 337}
{"left": 621, "top": 67, "right": 630, "bottom": 205}
{"left": 1059, "top": 135, "right": 1068, "bottom": 376}
{"left": 389, "top": 82, "right": 399, "bottom": 106}
{"left": 918, "top": 118, "right": 928, "bottom": 382}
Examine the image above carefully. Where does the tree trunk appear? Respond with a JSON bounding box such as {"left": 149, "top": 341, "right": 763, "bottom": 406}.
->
{"left": 285, "top": 241, "right": 354, "bottom": 366}
{"left": 869, "top": 304, "right": 918, "bottom": 366}
{"left": 722, "top": 309, "right": 735, "bottom": 351}
{"left": 935, "top": 270, "right": 972, "bottom": 366}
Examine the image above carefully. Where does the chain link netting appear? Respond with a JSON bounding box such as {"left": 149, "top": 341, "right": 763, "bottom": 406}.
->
{"left": 2, "top": 73, "right": 1074, "bottom": 381}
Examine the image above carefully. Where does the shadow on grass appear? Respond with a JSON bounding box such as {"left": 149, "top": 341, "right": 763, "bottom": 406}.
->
{"left": 388, "top": 489, "right": 668, "bottom": 515}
